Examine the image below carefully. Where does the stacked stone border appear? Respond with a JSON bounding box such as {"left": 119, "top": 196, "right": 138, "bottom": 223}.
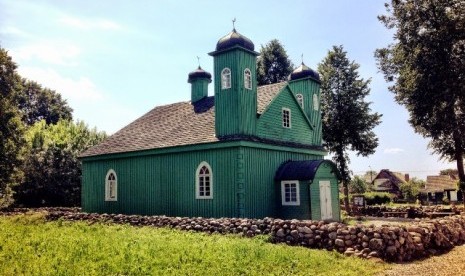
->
{"left": 1, "top": 207, "right": 465, "bottom": 262}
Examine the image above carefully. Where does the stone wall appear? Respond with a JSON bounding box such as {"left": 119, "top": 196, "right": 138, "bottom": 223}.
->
{"left": 2, "top": 207, "right": 465, "bottom": 262}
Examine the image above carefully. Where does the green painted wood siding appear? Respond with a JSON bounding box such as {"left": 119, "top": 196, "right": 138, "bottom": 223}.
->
{"left": 310, "top": 163, "right": 341, "bottom": 221}
{"left": 82, "top": 147, "right": 240, "bottom": 218}
{"left": 288, "top": 78, "right": 322, "bottom": 145}
{"left": 241, "top": 146, "right": 320, "bottom": 218}
{"left": 257, "top": 87, "right": 314, "bottom": 145}
{"left": 276, "top": 180, "right": 312, "bottom": 220}
{"left": 213, "top": 49, "right": 257, "bottom": 137}
{"left": 82, "top": 141, "right": 328, "bottom": 219}
{"left": 191, "top": 78, "right": 209, "bottom": 102}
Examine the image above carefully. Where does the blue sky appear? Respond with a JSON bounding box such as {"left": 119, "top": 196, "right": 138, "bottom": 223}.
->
{"left": 0, "top": 0, "right": 455, "bottom": 179}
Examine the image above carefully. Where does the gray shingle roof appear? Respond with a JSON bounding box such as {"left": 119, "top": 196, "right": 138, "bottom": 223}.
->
{"left": 80, "top": 82, "right": 287, "bottom": 157}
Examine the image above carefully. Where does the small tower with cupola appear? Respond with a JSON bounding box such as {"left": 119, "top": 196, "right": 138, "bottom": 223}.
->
{"left": 188, "top": 66, "right": 212, "bottom": 103}
{"left": 209, "top": 27, "right": 259, "bottom": 138}
{"left": 288, "top": 62, "right": 322, "bottom": 145}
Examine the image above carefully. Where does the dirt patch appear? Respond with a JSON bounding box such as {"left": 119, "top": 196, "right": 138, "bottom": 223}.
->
{"left": 379, "top": 244, "right": 465, "bottom": 276}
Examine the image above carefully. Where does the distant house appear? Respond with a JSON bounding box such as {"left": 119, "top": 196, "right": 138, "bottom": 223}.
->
{"left": 371, "top": 169, "right": 409, "bottom": 197}
{"left": 422, "top": 175, "right": 462, "bottom": 203}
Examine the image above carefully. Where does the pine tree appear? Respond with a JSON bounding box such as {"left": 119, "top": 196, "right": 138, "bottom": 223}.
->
{"left": 257, "top": 39, "right": 294, "bottom": 85}
{"left": 319, "top": 45, "right": 382, "bottom": 213}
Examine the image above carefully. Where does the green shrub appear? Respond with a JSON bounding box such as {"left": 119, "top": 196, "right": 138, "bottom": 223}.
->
{"left": 363, "top": 192, "right": 393, "bottom": 205}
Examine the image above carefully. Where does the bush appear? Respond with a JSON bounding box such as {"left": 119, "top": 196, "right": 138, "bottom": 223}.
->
{"left": 363, "top": 192, "right": 393, "bottom": 205}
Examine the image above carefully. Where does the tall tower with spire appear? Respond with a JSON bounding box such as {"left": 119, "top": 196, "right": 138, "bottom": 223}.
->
{"left": 209, "top": 26, "right": 259, "bottom": 138}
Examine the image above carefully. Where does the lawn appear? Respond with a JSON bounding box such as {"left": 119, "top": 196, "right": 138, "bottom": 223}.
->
{"left": 0, "top": 213, "right": 387, "bottom": 275}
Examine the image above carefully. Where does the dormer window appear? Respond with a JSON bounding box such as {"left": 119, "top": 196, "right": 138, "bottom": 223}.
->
{"left": 221, "top": 68, "right": 231, "bottom": 89}
{"left": 282, "top": 108, "right": 291, "bottom": 128}
{"left": 296, "top": 94, "right": 304, "bottom": 109}
{"left": 244, "top": 68, "right": 252, "bottom": 90}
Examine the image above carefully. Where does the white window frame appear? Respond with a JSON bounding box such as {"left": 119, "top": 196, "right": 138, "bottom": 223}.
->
{"left": 282, "top": 108, "right": 291, "bottom": 128}
{"left": 281, "top": 181, "right": 300, "bottom": 206}
{"left": 196, "top": 161, "right": 213, "bottom": 199}
{"left": 221, "top": 68, "right": 231, "bottom": 89}
{"left": 244, "top": 68, "right": 252, "bottom": 90}
{"left": 313, "top": 93, "right": 319, "bottom": 111}
{"left": 296, "top": 93, "right": 304, "bottom": 109}
{"left": 105, "top": 169, "right": 117, "bottom": 201}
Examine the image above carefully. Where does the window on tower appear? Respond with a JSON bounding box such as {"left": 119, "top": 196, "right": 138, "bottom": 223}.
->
{"left": 221, "top": 68, "right": 231, "bottom": 89}
{"left": 296, "top": 94, "right": 304, "bottom": 109}
{"left": 244, "top": 68, "right": 252, "bottom": 90}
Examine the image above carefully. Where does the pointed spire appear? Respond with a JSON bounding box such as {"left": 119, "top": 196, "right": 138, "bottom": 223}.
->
{"left": 232, "top": 17, "right": 236, "bottom": 31}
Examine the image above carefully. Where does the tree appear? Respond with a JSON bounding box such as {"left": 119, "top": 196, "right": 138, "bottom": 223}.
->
{"left": 349, "top": 176, "right": 368, "bottom": 194}
{"left": 257, "top": 39, "right": 294, "bottom": 85}
{"left": 440, "top": 168, "right": 459, "bottom": 176}
{"left": 16, "top": 79, "right": 73, "bottom": 125}
{"left": 0, "top": 47, "right": 25, "bottom": 207}
{"left": 318, "top": 45, "right": 382, "bottom": 213}
{"left": 14, "top": 120, "right": 106, "bottom": 207}
{"left": 400, "top": 178, "right": 425, "bottom": 202}
{"left": 375, "top": 0, "right": 465, "bottom": 205}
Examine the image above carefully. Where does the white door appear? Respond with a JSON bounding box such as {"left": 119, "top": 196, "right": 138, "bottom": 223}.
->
{"left": 450, "top": 191, "right": 458, "bottom": 202}
{"left": 319, "top": 181, "right": 333, "bottom": 220}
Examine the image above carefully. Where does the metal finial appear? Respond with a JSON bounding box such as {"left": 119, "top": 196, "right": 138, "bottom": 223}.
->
{"left": 197, "top": 56, "right": 201, "bottom": 68}
{"left": 301, "top": 54, "right": 304, "bottom": 65}
{"left": 232, "top": 17, "right": 236, "bottom": 30}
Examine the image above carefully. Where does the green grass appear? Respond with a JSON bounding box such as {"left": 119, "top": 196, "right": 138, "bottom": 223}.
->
{"left": 0, "top": 213, "right": 387, "bottom": 276}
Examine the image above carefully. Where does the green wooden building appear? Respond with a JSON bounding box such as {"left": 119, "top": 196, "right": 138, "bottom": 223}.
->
{"left": 80, "top": 28, "right": 342, "bottom": 221}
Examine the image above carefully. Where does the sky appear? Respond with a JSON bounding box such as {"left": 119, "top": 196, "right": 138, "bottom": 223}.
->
{"left": 0, "top": 0, "right": 456, "bottom": 180}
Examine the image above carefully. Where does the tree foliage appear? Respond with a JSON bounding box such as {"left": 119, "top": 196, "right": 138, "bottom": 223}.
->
{"left": 400, "top": 178, "right": 425, "bottom": 201}
{"left": 349, "top": 176, "right": 369, "bottom": 194}
{"left": 0, "top": 47, "right": 25, "bottom": 207}
{"left": 375, "top": 0, "right": 465, "bottom": 203}
{"left": 16, "top": 79, "right": 73, "bottom": 125}
{"left": 257, "top": 39, "right": 294, "bottom": 85}
{"left": 318, "top": 45, "right": 382, "bottom": 212}
{"left": 440, "top": 168, "right": 459, "bottom": 176}
{"left": 14, "top": 120, "right": 107, "bottom": 207}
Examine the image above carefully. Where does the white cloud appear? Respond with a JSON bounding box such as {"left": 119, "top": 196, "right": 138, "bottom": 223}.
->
{"left": 18, "top": 66, "right": 104, "bottom": 103}
{"left": 58, "top": 16, "right": 122, "bottom": 31}
{"left": 384, "top": 148, "right": 405, "bottom": 154}
{"left": 11, "top": 41, "right": 81, "bottom": 66}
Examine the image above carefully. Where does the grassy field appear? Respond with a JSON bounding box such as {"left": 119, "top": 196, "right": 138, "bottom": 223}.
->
{"left": 0, "top": 213, "right": 387, "bottom": 275}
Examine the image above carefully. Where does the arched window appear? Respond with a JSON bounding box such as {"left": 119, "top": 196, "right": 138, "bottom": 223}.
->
{"left": 196, "top": 162, "right": 213, "bottom": 199}
{"left": 221, "top": 68, "right": 231, "bottom": 89}
{"left": 105, "top": 169, "right": 117, "bottom": 201}
{"left": 313, "top": 93, "right": 319, "bottom": 111}
{"left": 296, "top": 94, "right": 304, "bottom": 109}
{"left": 244, "top": 68, "right": 252, "bottom": 90}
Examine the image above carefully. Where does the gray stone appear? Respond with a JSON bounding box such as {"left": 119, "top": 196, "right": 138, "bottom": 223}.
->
{"left": 335, "top": 239, "right": 345, "bottom": 247}
{"left": 369, "top": 238, "right": 384, "bottom": 250}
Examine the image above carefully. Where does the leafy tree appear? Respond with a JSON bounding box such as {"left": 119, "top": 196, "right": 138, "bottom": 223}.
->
{"left": 0, "top": 47, "right": 25, "bottom": 207}
{"left": 440, "top": 168, "right": 459, "bottom": 176}
{"left": 16, "top": 79, "right": 73, "bottom": 125}
{"left": 375, "top": 0, "right": 465, "bottom": 205}
{"left": 399, "top": 178, "right": 425, "bottom": 202}
{"left": 318, "top": 45, "right": 382, "bottom": 213}
{"left": 349, "top": 176, "right": 368, "bottom": 194}
{"left": 14, "top": 120, "right": 106, "bottom": 207}
{"left": 257, "top": 39, "right": 294, "bottom": 85}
